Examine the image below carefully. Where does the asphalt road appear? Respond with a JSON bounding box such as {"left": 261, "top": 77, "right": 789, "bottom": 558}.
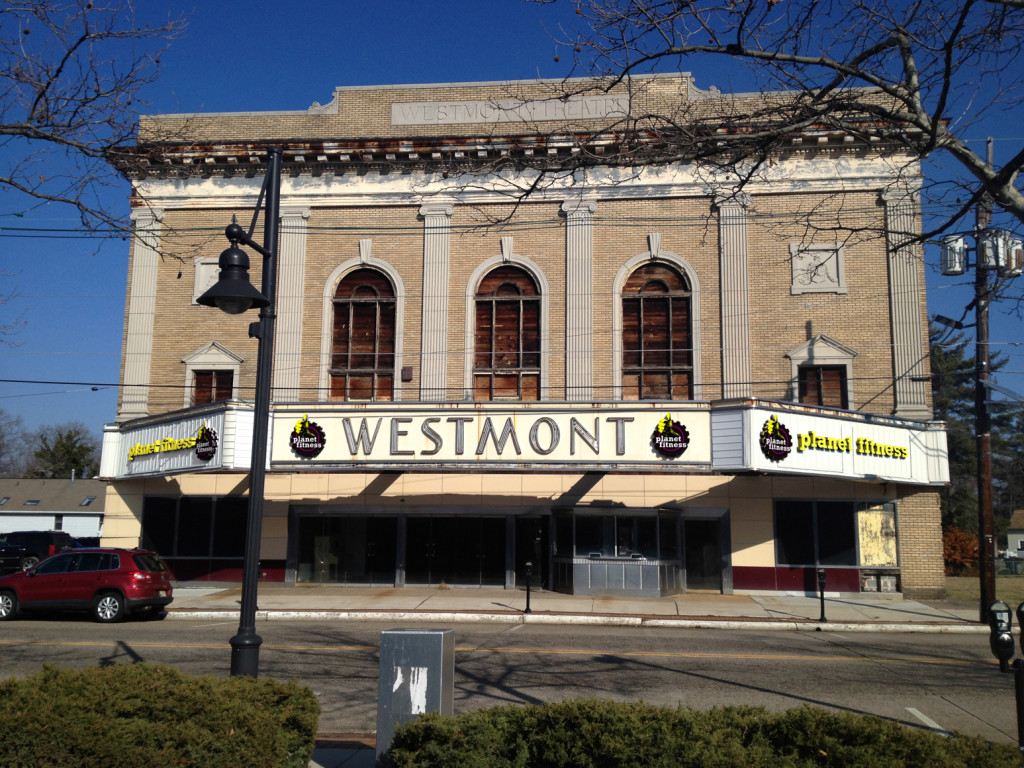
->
{"left": 0, "top": 616, "right": 1016, "bottom": 744}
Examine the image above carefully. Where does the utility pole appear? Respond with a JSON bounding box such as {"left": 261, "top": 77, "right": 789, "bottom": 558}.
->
{"left": 976, "top": 137, "right": 996, "bottom": 623}
{"left": 941, "top": 139, "right": 1023, "bottom": 623}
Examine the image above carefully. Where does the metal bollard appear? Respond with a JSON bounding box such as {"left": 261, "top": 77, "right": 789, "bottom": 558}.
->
{"left": 817, "top": 568, "right": 827, "bottom": 623}
{"left": 525, "top": 561, "right": 533, "bottom": 614}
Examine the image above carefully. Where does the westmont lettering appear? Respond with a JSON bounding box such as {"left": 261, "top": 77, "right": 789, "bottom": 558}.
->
{"left": 797, "top": 430, "right": 908, "bottom": 460}
{"left": 341, "top": 415, "right": 634, "bottom": 457}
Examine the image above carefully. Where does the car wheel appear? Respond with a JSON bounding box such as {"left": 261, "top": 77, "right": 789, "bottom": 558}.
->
{"left": 19, "top": 556, "right": 39, "bottom": 571}
{"left": 92, "top": 592, "right": 125, "bottom": 623}
{"left": 0, "top": 590, "right": 17, "bottom": 621}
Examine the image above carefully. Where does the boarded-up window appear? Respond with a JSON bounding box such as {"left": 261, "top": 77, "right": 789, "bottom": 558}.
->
{"left": 621, "top": 264, "right": 692, "bottom": 400}
{"left": 193, "top": 370, "right": 233, "bottom": 406}
{"left": 798, "top": 365, "right": 847, "bottom": 409}
{"left": 857, "top": 503, "right": 898, "bottom": 567}
{"left": 474, "top": 265, "right": 540, "bottom": 401}
{"left": 330, "top": 268, "right": 396, "bottom": 401}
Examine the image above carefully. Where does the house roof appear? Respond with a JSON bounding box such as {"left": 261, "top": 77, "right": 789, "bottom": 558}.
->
{"left": 0, "top": 479, "right": 106, "bottom": 514}
{"left": 1009, "top": 509, "right": 1024, "bottom": 531}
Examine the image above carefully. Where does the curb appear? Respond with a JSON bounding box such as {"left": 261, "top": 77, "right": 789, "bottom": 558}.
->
{"left": 164, "top": 609, "right": 987, "bottom": 633}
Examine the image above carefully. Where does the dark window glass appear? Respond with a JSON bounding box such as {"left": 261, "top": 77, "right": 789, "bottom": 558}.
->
{"left": 75, "top": 553, "right": 103, "bottom": 572}
{"left": 798, "top": 366, "right": 848, "bottom": 409}
{"left": 621, "top": 264, "right": 692, "bottom": 400}
{"left": 35, "top": 553, "right": 74, "bottom": 575}
{"left": 474, "top": 266, "right": 541, "bottom": 401}
{"left": 636, "top": 518, "right": 658, "bottom": 559}
{"left": 575, "top": 517, "right": 605, "bottom": 556}
{"left": 775, "top": 500, "right": 857, "bottom": 566}
{"left": 132, "top": 553, "right": 168, "bottom": 572}
{"left": 817, "top": 501, "right": 857, "bottom": 565}
{"left": 659, "top": 516, "right": 680, "bottom": 559}
{"left": 212, "top": 497, "right": 247, "bottom": 558}
{"left": 331, "top": 268, "right": 396, "bottom": 401}
{"left": 775, "top": 501, "right": 816, "bottom": 566}
{"left": 177, "top": 497, "right": 213, "bottom": 557}
{"left": 193, "top": 370, "right": 233, "bottom": 406}
{"left": 141, "top": 497, "right": 177, "bottom": 555}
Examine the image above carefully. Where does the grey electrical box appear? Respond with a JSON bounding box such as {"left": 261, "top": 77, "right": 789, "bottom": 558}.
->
{"left": 376, "top": 629, "right": 455, "bottom": 763}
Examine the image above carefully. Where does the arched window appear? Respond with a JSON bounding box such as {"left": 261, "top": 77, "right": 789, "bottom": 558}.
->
{"left": 330, "top": 268, "right": 396, "bottom": 401}
{"left": 474, "top": 265, "right": 541, "bottom": 400}
{"left": 621, "top": 263, "right": 692, "bottom": 400}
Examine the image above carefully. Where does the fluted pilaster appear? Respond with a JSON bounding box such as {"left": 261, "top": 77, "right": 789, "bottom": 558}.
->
{"left": 119, "top": 208, "right": 163, "bottom": 420}
{"left": 883, "top": 188, "right": 930, "bottom": 419}
{"left": 715, "top": 195, "right": 752, "bottom": 399}
{"left": 562, "top": 199, "right": 597, "bottom": 400}
{"left": 273, "top": 207, "right": 310, "bottom": 402}
{"left": 420, "top": 202, "right": 454, "bottom": 400}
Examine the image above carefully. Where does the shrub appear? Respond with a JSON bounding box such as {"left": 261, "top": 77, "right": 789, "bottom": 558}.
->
{"left": 387, "top": 699, "right": 1020, "bottom": 768}
{"left": 0, "top": 663, "right": 319, "bottom": 768}
{"left": 945, "top": 526, "right": 979, "bottom": 576}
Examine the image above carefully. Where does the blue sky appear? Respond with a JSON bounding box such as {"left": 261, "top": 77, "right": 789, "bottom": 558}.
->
{"left": 1, "top": 0, "right": 1021, "bottom": 436}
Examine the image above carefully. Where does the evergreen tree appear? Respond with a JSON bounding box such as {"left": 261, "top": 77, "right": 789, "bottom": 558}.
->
{"left": 29, "top": 424, "right": 99, "bottom": 479}
{"left": 931, "top": 323, "right": 979, "bottom": 531}
{"left": 930, "top": 320, "right": 1016, "bottom": 542}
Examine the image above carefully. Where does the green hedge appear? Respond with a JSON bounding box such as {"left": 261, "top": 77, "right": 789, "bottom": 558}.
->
{"left": 0, "top": 664, "right": 319, "bottom": 768}
{"left": 388, "top": 698, "right": 1021, "bottom": 768}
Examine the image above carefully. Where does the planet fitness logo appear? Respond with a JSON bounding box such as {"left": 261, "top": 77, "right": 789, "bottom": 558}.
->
{"left": 289, "top": 415, "right": 327, "bottom": 458}
{"left": 194, "top": 423, "right": 218, "bottom": 462}
{"left": 651, "top": 413, "right": 690, "bottom": 458}
{"left": 759, "top": 415, "right": 792, "bottom": 462}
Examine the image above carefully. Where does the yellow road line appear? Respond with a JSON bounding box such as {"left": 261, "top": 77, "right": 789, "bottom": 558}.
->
{"left": 0, "top": 638, "right": 985, "bottom": 666}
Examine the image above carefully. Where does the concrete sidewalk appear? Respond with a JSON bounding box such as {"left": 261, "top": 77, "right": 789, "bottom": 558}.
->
{"left": 166, "top": 582, "right": 984, "bottom": 633}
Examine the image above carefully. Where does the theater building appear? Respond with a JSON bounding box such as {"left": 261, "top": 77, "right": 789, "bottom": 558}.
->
{"left": 99, "top": 74, "right": 948, "bottom": 598}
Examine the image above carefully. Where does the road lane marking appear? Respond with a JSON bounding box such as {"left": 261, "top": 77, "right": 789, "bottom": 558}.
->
{"left": 906, "top": 707, "right": 952, "bottom": 736}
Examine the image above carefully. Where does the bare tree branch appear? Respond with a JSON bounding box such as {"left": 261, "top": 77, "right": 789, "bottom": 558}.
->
{"left": 0, "top": 0, "right": 183, "bottom": 231}
{"left": 528, "top": 0, "right": 1024, "bottom": 236}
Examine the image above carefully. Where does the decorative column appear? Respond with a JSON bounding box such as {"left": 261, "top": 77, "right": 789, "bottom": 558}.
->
{"left": 273, "top": 207, "right": 310, "bottom": 402}
{"left": 882, "top": 188, "right": 930, "bottom": 419}
{"left": 715, "top": 194, "right": 752, "bottom": 399}
{"left": 562, "top": 199, "right": 597, "bottom": 400}
{"left": 119, "top": 208, "right": 163, "bottom": 420}
{"left": 420, "top": 202, "right": 454, "bottom": 400}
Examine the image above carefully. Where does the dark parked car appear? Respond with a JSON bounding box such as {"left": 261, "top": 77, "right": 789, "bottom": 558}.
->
{"left": 0, "top": 531, "right": 75, "bottom": 573}
{"left": 0, "top": 548, "right": 175, "bottom": 623}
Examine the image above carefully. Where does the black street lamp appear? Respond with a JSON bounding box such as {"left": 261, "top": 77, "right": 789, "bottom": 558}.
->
{"left": 197, "top": 146, "right": 282, "bottom": 677}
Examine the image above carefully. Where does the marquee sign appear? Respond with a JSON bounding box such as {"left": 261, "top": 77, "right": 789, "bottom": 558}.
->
{"left": 270, "top": 404, "right": 712, "bottom": 470}
{"left": 713, "top": 404, "right": 949, "bottom": 486}
{"left": 99, "top": 406, "right": 262, "bottom": 480}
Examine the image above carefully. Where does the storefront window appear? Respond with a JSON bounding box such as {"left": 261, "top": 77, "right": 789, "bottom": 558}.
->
{"left": 774, "top": 500, "right": 858, "bottom": 566}
{"left": 575, "top": 517, "right": 608, "bottom": 556}
{"left": 141, "top": 496, "right": 247, "bottom": 580}
{"left": 575, "top": 515, "right": 658, "bottom": 558}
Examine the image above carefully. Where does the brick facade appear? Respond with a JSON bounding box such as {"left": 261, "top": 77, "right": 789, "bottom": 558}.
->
{"left": 104, "top": 74, "right": 946, "bottom": 596}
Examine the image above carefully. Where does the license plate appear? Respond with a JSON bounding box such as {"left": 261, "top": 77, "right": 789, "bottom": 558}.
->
{"left": 158, "top": 590, "right": 167, "bottom": 597}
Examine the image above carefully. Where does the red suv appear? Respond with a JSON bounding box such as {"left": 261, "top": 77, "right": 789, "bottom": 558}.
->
{"left": 0, "top": 548, "right": 174, "bottom": 623}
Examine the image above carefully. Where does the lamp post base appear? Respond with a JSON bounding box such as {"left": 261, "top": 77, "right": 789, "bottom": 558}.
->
{"left": 230, "top": 631, "right": 264, "bottom": 678}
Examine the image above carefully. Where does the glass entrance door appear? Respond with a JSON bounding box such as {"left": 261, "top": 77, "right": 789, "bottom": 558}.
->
{"left": 297, "top": 516, "right": 396, "bottom": 585}
{"left": 406, "top": 516, "right": 506, "bottom": 586}
{"left": 684, "top": 519, "right": 722, "bottom": 591}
